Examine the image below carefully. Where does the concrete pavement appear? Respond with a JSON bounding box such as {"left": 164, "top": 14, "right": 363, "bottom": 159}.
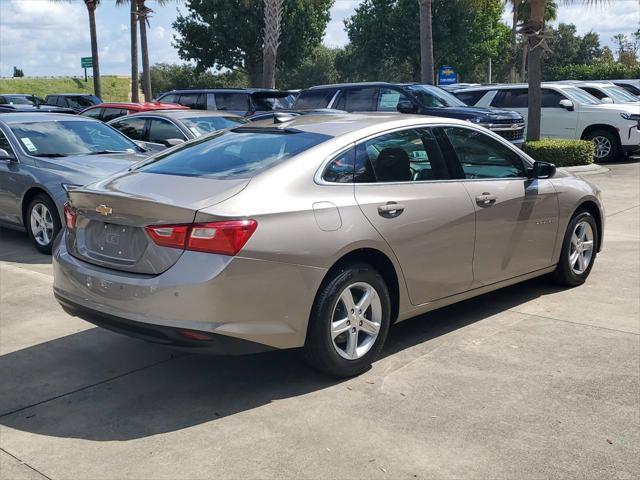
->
{"left": 1, "top": 162, "right": 638, "bottom": 479}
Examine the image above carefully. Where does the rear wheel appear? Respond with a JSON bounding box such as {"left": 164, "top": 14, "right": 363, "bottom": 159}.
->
{"left": 26, "top": 193, "right": 61, "bottom": 254}
{"left": 552, "top": 211, "right": 598, "bottom": 287}
{"left": 304, "top": 263, "right": 391, "bottom": 377}
{"left": 585, "top": 129, "right": 619, "bottom": 163}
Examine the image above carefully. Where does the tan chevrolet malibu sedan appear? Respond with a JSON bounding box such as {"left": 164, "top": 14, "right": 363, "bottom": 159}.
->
{"left": 53, "top": 114, "right": 604, "bottom": 377}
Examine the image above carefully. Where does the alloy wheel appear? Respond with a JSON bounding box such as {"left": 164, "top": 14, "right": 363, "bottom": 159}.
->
{"left": 330, "top": 282, "right": 382, "bottom": 360}
{"left": 569, "top": 221, "right": 594, "bottom": 275}
{"left": 592, "top": 136, "right": 612, "bottom": 159}
{"left": 30, "top": 202, "right": 55, "bottom": 247}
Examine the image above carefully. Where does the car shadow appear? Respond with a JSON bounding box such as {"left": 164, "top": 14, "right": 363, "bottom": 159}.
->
{"left": 0, "top": 276, "right": 564, "bottom": 442}
{"left": 0, "top": 227, "right": 52, "bottom": 265}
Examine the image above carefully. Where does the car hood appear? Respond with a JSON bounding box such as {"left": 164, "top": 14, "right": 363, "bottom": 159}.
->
{"left": 437, "top": 106, "right": 523, "bottom": 120}
{"left": 585, "top": 103, "right": 640, "bottom": 114}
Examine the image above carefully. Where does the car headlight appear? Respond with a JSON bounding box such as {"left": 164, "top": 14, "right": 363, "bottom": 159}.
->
{"left": 62, "top": 183, "right": 82, "bottom": 192}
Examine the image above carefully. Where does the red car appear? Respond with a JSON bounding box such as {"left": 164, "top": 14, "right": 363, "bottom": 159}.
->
{"left": 79, "top": 102, "right": 189, "bottom": 122}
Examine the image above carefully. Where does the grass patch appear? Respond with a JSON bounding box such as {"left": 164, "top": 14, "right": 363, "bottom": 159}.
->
{"left": 523, "top": 139, "right": 595, "bottom": 167}
{"left": 0, "top": 76, "right": 130, "bottom": 102}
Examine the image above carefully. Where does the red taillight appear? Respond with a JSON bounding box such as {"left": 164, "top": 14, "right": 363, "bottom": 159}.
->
{"left": 64, "top": 202, "right": 77, "bottom": 229}
{"left": 145, "top": 220, "right": 257, "bottom": 256}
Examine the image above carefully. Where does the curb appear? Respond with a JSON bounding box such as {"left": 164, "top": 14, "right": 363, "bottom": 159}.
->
{"left": 560, "top": 163, "right": 609, "bottom": 175}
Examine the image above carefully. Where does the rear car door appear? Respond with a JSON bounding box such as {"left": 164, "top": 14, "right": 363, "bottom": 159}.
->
{"left": 333, "top": 87, "right": 378, "bottom": 112}
{"left": 353, "top": 127, "right": 476, "bottom": 305}
{"left": 439, "top": 126, "right": 558, "bottom": 285}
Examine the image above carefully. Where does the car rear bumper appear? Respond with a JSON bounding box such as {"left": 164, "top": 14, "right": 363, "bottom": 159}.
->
{"left": 52, "top": 231, "right": 326, "bottom": 351}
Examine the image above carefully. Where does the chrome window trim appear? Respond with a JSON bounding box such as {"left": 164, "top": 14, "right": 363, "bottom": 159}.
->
{"left": 314, "top": 122, "right": 533, "bottom": 186}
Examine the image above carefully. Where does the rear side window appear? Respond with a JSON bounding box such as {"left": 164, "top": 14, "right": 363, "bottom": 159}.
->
{"left": 334, "top": 88, "right": 377, "bottom": 112}
{"left": 102, "top": 108, "right": 127, "bottom": 121}
{"left": 178, "top": 93, "right": 205, "bottom": 109}
{"left": 138, "top": 129, "right": 332, "bottom": 179}
{"left": 323, "top": 148, "right": 355, "bottom": 183}
{"left": 215, "top": 93, "right": 249, "bottom": 111}
{"left": 111, "top": 117, "right": 146, "bottom": 141}
{"left": 294, "top": 89, "right": 337, "bottom": 109}
{"left": 492, "top": 89, "right": 528, "bottom": 108}
{"left": 82, "top": 108, "right": 103, "bottom": 119}
{"left": 455, "top": 90, "right": 487, "bottom": 106}
{"left": 442, "top": 127, "right": 525, "bottom": 179}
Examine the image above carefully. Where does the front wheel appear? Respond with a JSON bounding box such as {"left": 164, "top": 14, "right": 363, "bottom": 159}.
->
{"left": 585, "top": 130, "right": 619, "bottom": 163}
{"left": 304, "top": 263, "right": 391, "bottom": 377}
{"left": 26, "top": 193, "right": 61, "bottom": 254}
{"left": 552, "top": 211, "right": 598, "bottom": 287}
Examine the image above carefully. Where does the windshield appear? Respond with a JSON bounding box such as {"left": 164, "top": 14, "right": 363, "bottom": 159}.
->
{"left": 181, "top": 116, "right": 247, "bottom": 136}
{"left": 406, "top": 84, "right": 467, "bottom": 108}
{"left": 6, "top": 96, "right": 34, "bottom": 105}
{"left": 561, "top": 87, "right": 601, "bottom": 105}
{"left": 66, "top": 95, "right": 101, "bottom": 109}
{"left": 137, "top": 128, "right": 331, "bottom": 179}
{"left": 10, "top": 120, "right": 139, "bottom": 157}
{"left": 602, "top": 85, "right": 639, "bottom": 103}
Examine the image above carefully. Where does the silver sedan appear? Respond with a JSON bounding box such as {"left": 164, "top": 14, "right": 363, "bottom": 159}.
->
{"left": 53, "top": 114, "right": 604, "bottom": 377}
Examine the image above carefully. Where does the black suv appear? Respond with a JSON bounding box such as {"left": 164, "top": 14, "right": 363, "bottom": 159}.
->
{"left": 294, "top": 82, "right": 525, "bottom": 145}
{"left": 155, "top": 88, "right": 295, "bottom": 116}
{"left": 44, "top": 94, "right": 102, "bottom": 113}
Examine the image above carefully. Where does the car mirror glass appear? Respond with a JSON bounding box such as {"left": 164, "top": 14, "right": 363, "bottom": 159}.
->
{"left": 0, "top": 148, "right": 16, "bottom": 161}
{"left": 532, "top": 161, "right": 556, "bottom": 179}
{"left": 396, "top": 100, "right": 418, "bottom": 114}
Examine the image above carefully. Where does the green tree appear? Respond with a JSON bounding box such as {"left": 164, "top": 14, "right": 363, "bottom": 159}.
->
{"left": 612, "top": 33, "right": 631, "bottom": 61}
{"left": 277, "top": 45, "right": 341, "bottom": 89}
{"left": 138, "top": 1, "right": 171, "bottom": 100}
{"left": 599, "top": 46, "right": 615, "bottom": 63}
{"left": 116, "top": 0, "right": 140, "bottom": 102}
{"left": 174, "top": 0, "right": 333, "bottom": 87}
{"left": 12, "top": 67, "right": 24, "bottom": 78}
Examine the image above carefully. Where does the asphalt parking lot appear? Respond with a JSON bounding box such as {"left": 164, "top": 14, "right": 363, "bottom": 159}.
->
{"left": 1, "top": 162, "right": 638, "bottom": 480}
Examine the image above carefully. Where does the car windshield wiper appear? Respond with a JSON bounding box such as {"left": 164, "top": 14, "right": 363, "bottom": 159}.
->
{"left": 86, "top": 150, "right": 130, "bottom": 155}
{"left": 32, "top": 153, "right": 67, "bottom": 158}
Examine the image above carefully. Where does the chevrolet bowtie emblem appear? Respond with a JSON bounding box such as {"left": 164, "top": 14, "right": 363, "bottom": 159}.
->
{"left": 96, "top": 204, "right": 113, "bottom": 216}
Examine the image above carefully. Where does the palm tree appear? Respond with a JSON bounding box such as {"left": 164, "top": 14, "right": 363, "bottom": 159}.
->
{"left": 137, "top": 1, "right": 170, "bottom": 101}
{"left": 418, "top": 0, "right": 434, "bottom": 84}
{"left": 524, "top": 0, "right": 601, "bottom": 141}
{"left": 116, "top": 0, "right": 140, "bottom": 102}
{"left": 262, "top": 0, "right": 284, "bottom": 88}
{"left": 508, "top": 0, "right": 522, "bottom": 82}
{"left": 51, "top": 0, "right": 102, "bottom": 98}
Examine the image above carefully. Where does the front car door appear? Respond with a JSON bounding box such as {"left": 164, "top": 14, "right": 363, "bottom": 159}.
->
{"left": 539, "top": 88, "right": 579, "bottom": 139}
{"left": 0, "top": 127, "right": 33, "bottom": 226}
{"left": 438, "top": 126, "right": 559, "bottom": 285}
{"left": 353, "top": 127, "right": 476, "bottom": 305}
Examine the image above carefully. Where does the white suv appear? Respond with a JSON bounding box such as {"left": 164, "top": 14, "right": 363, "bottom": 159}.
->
{"left": 454, "top": 83, "right": 640, "bottom": 162}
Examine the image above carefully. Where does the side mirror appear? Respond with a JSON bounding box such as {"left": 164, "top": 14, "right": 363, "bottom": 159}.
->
{"left": 163, "top": 138, "right": 185, "bottom": 147}
{"left": 532, "top": 161, "right": 556, "bottom": 179}
{"left": 600, "top": 97, "right": 614, "bottom": 104}
{"left": 559, "top": 99, "right": 574, "bottom": 111}
{"left": 396, "top": 100, "right": 418, "bottom": 114}
{"left": 0, "top": 148, "right": 16, "bottom": 161}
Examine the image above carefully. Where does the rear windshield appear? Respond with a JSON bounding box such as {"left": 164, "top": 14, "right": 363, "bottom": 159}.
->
{"left": 137, "top": 128, "right": 332, "bottom": 179}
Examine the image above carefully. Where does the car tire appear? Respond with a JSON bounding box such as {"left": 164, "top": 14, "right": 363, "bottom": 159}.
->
{"left": 304, "top": 263, "right": 391, "bottom": 377}
{"left": 552, "top": 211, "right": 598, "bottom": 287}
{"left": 585, "top": 129, "right": 619, "bottom": 163}
{"left": 26, "top": 193, "right": 61, "bottom": 254}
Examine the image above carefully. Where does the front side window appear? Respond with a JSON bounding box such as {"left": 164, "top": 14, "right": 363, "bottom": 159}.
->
{"left": 377, "top": 88, "right": 411, "bottom": 112}
{"left": 66, "top": 96, "right": 101, "bottom": 109}
{"left": 541, "top": 89, "right": 566, "bottom": 108}
{"left": 323, "top": 148, "right": 355, "bottom": 183}
{"left": 294, "top": 89, "right": 337, "bottom": 109}
{"left": 214, "top": 93, "right": 249, "bottom": 111}
{"left": 492, "top": 89, "right": 528, "bottom": 108}
{"left": 9, "top": 120, "right": 139, "bottom": 157}
{"left": 442, "top": 127, "right": 525, "bottom": 179}
{"left": 454, "top": 90, "right": 488, "bottom": 106}
{"left": 355, "top": 128, "right": 450, "bottom": 183}
{"left": 81, "top": 108, "right": 103, "bottom": 119}
{"left": 111, "top": 117, "right": 146, "bottom": 141}
{"left": 102, "top": 108, "right": 127, "bottom": 122}
{"left": 159, "top": 93, "right": 178, "bottom": 104}
{"left": 406, "top": 84, "right": 466, "bottom": 108}
{"left": 148, "top": 119, "right": 186, "bottom": 143}
{"left": 334, "top": 88, "right": 377, "bottom": 112}
{"left": 178, "top": 93, "right": 205, "bottom": 109}
{"left": 0, "top": 130, "right": 15, "bottom": 155}
{"left": 138, "top": 129, "right": 331, "bottom": 179}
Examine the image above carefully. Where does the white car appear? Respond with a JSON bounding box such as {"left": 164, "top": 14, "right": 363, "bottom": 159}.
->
{"left": 454, "top": 83, "right": 640, "bottom": 162}
{"left": 563, "top": 81, "right": 640, "bottom": 105}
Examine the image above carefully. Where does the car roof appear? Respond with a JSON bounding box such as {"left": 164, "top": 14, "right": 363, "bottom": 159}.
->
{"left": 306, "top": 82, "right": 420, "bottom": 90}
{"left": 238, "top": 112, "right": 469, "bottom": 137}
{"left": 454, "top": 82, "right": 583, "bottom": 92}
{"left": 86, "top": 102, "right": 190, "bottom": 111}
{"left": 122, "top": 110, "right": 242, "bottom": 120}
{"left": 0, "top": 112, "right": 97, "bottom": 124}
{"left": 46, "top": 93, "right": 98, "bottom": 97}
{"left": 161, "top": 88, "right": 291, "bottom": 94}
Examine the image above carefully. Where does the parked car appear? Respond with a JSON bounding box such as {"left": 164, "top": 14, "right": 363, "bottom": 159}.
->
{"left": 0, "top": 104, "right": 76, "bottom": 114}
{"left": 293, "top": 82, "right": 526, "bottom": 146}
{"left": 80, "top": 101, "right": 190, "bottom": 122}
{"left": 108, "top": 110, "right": 247, "bottom": 150}
{"left": 604, "top": 79, "right": 640, "bottom": 97}
{"left": 453, "top": 83, "right": 640, "bottom": 162}
{"left": 560, "top": 81, "right": 640, "bottom": 105}
{"left": 44, "top": 94, "right": 102, "bottom": 113}
{"left": 0, "top": 113, "right": 149, "bottom": 253}
{"left": 54, "top": 113, "right": 603, "bottom": 377}
{"left": 155, "top": 88, "right": 295, "bottom": 116}
{"left": 0, "top": 94, "right": 47, "bottom": 106}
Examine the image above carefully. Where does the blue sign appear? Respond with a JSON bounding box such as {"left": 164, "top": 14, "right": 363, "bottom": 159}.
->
{"left": 438, "top": 66, "right": 457, "bottom": 85}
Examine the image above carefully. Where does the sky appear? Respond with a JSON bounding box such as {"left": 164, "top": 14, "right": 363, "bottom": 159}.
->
{"left": 0, "top": 0, "right": 638, "bottom": 77}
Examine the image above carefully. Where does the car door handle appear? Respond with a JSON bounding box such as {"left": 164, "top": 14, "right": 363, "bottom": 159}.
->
{"left": 377, "top": 202, "right": 405, "bottom": 217}
{"left": 475, "top": 193, "right": 497, "bottom": 206}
